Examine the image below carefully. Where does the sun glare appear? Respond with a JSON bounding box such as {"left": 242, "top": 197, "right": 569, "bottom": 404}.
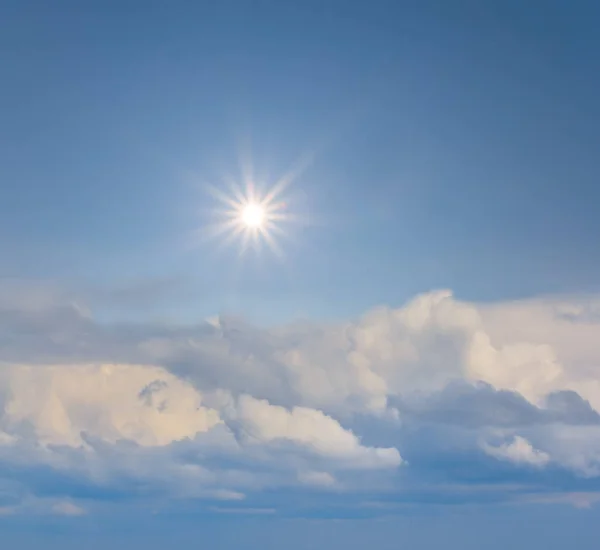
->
{"left": 202, "top": 179, "right": 293, "bottom": 257}
{"left": 241, "top": 202, "right": 265, "bottom": 228}
{"left": 198, "top": 153, "right": 313, "bottom": 257}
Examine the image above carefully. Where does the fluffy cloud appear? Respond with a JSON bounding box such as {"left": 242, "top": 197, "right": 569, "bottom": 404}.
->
{"left": 1, "top": 286, "right": 600, "bottom": 514}
{"left": 482, "top": 436, "right": 550, "bottom": 467}
{"left": 1, "top": 363, "right": 220, "bottom": 447}
{"left": 224, "top": 394, "right": 401, "bottom": 468}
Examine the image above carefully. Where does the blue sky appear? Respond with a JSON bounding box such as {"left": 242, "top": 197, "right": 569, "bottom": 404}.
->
{"left": 3, "top": 0, "right": 600, "bottom": 322}
{"left": 2, "top": 1, "right": 600, "bottom": 548}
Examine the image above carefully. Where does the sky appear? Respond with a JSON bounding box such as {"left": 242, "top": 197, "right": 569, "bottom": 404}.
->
{"left": 1, "top": 0, "right": 600, "bottom": 548}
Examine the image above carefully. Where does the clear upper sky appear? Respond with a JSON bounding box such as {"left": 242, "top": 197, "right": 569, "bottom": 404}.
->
{"left": 2, "top": 3, "right": 600, "bottom": 549}
{"left": 2, "top": 0, "right": 600, "bottom": 323}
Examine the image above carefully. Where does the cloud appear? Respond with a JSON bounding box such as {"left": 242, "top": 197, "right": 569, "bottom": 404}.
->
{"left": 0, "top": 496, "right": 88, "bottom": 517}
{"left": 297, "top": 471, "right": 336, "bottom": 488}
{"left": 1, "top": 286, "right": 600, "bottom": 514}
{"left": 224, "top": 395, "right": 401, "bottom": 469}
{"left": 208, "top": 506, "right": 276, "bottom": 515}
{"left": 2, "top": 363, "right": 221, "bottom": 447}
{"left": 51, "top": 500, "right": 86, "bottom": 516}
{"left": 524, "top": 492, "right": 600, "bottom": 509}
{"left": 482, "top": 436, "right": 550, "bottom": 467}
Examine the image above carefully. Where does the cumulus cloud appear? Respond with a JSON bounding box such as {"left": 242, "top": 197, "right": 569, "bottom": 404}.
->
{"left": 1, "top": 286, "right": 600, "bottom": 513}
{"left": 225, "top": 394, "right": 401, "bottom": 468}
{"left": 1, "top": 363, "right": 220, "bottom": 447}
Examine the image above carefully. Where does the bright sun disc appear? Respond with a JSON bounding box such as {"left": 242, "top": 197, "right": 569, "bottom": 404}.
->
{"left": 241, "top": 203, "right": 265, "bottom": 228}
{"left": 203, "top": 170, "right": 302, "bottom": 257}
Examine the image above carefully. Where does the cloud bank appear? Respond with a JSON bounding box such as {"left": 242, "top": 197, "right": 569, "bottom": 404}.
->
{"left": 1, "top": 286, "right": 600, "bottom": 516}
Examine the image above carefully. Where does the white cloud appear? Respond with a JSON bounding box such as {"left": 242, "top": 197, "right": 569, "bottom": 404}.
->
{"left": 482, "top": 436, "right": 550, "bottom": 467}
{"left": 297, "top": 471, "right": 337, "bottom": 488}
{"left": 1, "top": 286, "right": 600, "bottom": 511}
{"left": 1, "top": 363, "right": 221, "bottom": 447}
{"left": 226, "top": 394, "right": 401, "bottom": 468}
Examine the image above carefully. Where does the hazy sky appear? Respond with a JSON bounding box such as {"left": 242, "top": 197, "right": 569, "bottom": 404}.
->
{"left": 1, "top": 1, "right": 600, "bottom": 548}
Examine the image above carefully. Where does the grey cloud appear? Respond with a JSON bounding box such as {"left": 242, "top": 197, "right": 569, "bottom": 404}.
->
{"left": 393, "top": 382, "right": 600, "bottom": 429}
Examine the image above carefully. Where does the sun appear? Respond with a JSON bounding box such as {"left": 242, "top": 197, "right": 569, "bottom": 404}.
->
{"left": 202, "top": 180, "right": 291, "bottom": 257}
{"left": 197, "top": 152, "right": 313, "bottom": 257}
{"left": 241, "top": 202, "right": 265, "bottom": 229}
